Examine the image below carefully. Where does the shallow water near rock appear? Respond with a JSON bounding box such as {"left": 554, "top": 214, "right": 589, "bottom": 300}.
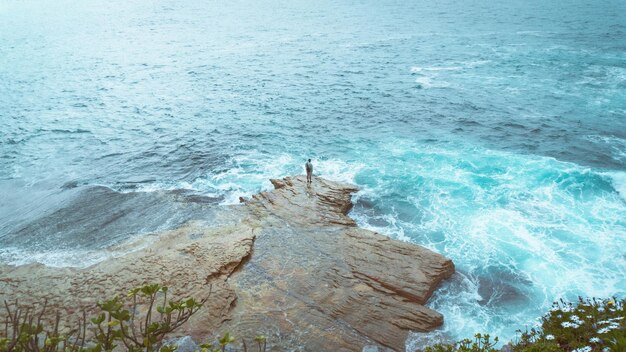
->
{"left": 1, "top": 0, "right": 625, "bottom": 347}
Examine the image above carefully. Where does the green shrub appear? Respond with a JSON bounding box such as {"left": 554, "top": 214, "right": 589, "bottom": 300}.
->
{"left": 0, "top": 284, "right": 266, "bottom": 352}
{"left": 421, "top": 298, "right": 625, "bottom": 352}
{"left": 3, "top": 287, "right": 622, "bottom": 352}
{"left": 423, "top": 333, "right": 499, "bottom": 352}
{"left": 535, "top": 297, "right": 625, "bottom": 351}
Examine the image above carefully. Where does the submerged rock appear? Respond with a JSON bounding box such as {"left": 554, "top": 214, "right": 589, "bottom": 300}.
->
{"left": 0, "top": 175, "right": 454, "bottom": 351}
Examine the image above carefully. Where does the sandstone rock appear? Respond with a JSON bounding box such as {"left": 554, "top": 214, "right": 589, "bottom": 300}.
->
{"left": 226, "top": 176, "right": 454, "bottom": 351}
{"left": 247, "top": 176, "right": 358, "bottom": 227}
{"left": 0, "top": 222, "right": 256, "bottom": 339}
{"left": 0, "top": 175, "right": 454, "bottom": 352}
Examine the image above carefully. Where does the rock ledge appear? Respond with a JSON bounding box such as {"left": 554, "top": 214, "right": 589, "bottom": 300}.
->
{"left": 0, "top": 175, "right": 454, "bottom": 352}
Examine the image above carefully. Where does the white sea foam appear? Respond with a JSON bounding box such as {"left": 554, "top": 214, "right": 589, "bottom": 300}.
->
{"left": 346, "top": 140, "right": 626, "bottom": 344}
{"left": 315, "top": 158, "right": 364, "bottom": 184}
{"left": 412, "top": 70, "right": 453, "bottom": 88}
{"left": 411, "top": 60, "right": 490, "bottom": 73}
{"left": 585, "top": 135, "right": 626, "bottom": 163}
{"left": 415, "top": 76, "right": 451, "bottom": 88}
{"left": 0, "top": 243, "right": 142, "bottom": 269}
{"left": 109, "top": 152, "right": 366, "bottom": 206}
{"left": 186, "top": 153, "right": 366, "bottom": 205}
{"left": 0, "top": 247, "right": 105, "bottom": 268}
{"left": 409, "top": 62, "right": 486, "bottom": 89}
{"left": 0, "top": 229, "right": 169, "bottom": 268}
{"left": 516, "top": 30, "right": 551, "bottom": 37}
{"left": 606, "top": 171, "right": 626, "bottom": 202}
{"left": 351, "top": 210, "right": 412, "bottom": 243}
{"left": 411, "top": 66, "right": 463, "bottom": 72}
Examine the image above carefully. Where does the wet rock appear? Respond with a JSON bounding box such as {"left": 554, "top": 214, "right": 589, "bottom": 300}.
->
{"left": 0, "top": 175, "right": 454, "bottom": 352}
{"left": 225, "top": 176, "right": 454, "bottom": 351}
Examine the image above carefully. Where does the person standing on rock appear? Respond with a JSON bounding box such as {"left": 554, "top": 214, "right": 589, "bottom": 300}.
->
{"left": 305, "top": 159, "right": 313, "bottom": 184}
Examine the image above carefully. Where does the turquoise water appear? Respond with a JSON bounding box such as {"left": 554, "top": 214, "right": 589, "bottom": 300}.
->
{"left": 1, "top": 0, "right": 625, "bottom": 347}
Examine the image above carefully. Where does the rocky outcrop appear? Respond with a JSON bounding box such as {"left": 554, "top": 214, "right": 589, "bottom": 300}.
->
{"left": 0, "top": 176, "right": 454, "bottom": 351}
{"left": 0, "top": 222, "right": 256, "bottom": 338}
{"left": 248, "top": 176, "right": 359, "bottom": 227}
{"left": 232, "top": 176, "right": 454, "bottom": 351}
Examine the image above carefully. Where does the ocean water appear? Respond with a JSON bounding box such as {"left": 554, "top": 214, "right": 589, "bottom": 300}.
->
{"left": 1, "top": 0, "right": 625, "bottom": 347}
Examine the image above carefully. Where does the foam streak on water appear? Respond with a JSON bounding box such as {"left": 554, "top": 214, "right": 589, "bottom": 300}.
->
{"left": 1, "top": 0, "right": 625, "bottom": 346}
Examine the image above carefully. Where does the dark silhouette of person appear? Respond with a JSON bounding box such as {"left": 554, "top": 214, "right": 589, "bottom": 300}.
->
{"left": 305, "top": 159, "right": 313, "bottom": 184}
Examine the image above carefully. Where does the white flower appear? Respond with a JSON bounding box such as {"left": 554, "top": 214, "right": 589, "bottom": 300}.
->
{"left": 598, "top": 317, "right": 623, "bottom": 325}
{"left": 571, "top": 347, "right": 592, "bottom": 352}
{"left": 570, "top": 315, "right": 584, "bottom": 324}
{"left": 602, "top": 348, "right": 610, "bottom": 352}
{"left": 561, "top": 321, "right": 581, "bottom": 328}
{"left": 545, "top": 334, "right": 555, "bottom": 340}
{"left": 589, "top": 337, "right": 601, "bottom": 343}
{"left": 598, "top": 323, "right": 621, "bottom": 333}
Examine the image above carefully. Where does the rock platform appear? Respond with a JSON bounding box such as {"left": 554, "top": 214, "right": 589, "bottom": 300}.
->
{"left": 0, "top": 176, "right": 454, "bottom": 351}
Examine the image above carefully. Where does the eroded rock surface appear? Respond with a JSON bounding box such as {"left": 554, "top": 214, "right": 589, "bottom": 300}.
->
{"left": 232, "top": 176, "right": 454, "bottom": 351}
{"left": 0, "top": 176, "right": 454, "bottom": 351}
{"left": 0, "top": 222, "right": 256, "bottom": 339}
